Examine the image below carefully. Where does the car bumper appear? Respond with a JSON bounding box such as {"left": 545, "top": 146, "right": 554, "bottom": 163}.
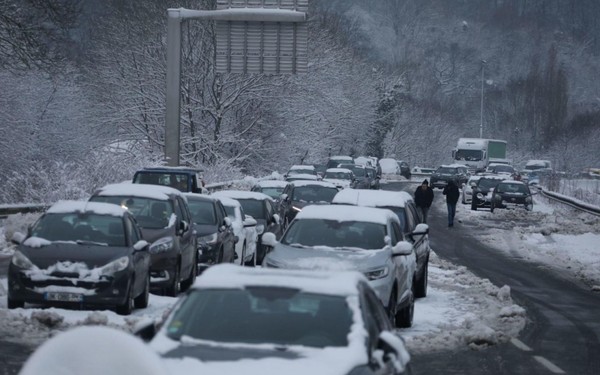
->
{"left": 8, "top": 268, "right": 131, "bottom": 307}
{"left": 367, "top": 275, "right": 394, "bottom": 308}
{"left": 149, "top": 252, "right": 179, "bottom": 289}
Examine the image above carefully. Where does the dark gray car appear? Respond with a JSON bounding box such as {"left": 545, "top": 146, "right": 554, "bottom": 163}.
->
{"left": 7, "top": 201, "right": 151, "bottom": 315}
{"left": 90, "top": 184, "right": 197, "bottom": 296}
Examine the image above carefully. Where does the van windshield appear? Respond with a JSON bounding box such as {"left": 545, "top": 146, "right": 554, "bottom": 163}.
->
{"left": 455, "top": 150, "right": 483, "bottom": 161}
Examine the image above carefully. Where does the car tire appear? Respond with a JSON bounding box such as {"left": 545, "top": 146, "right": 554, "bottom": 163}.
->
{"left": 116, "top": 284, "right": 134, "bottom": 316}
{"left": 240, "top": 242, "right": 247, "bottom": 267}
{"left": 7, "top": 297, "right": 24, "bottom": 309}
{"left": 396, "top": 294, "right": 414, "bottom": 328}
{"left": 134, "top": 275, "right": 150, "bottom": 309}
{"left": 414, "top": 260, "right": 428, "bottom": 298}
{"left": 181, "top": 257, "right": 197, "bottom": 291}
{"left": 166, "top": 264, "right": 181, "bottom": 297}
{"left": 387, "top": 291, "right": 398, "bottom": 327}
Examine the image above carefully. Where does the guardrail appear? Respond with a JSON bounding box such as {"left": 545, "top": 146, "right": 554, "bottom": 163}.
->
{"left": 536, "top": 187, "right": 600, "bottom": 216}
{"left": 0, "top": 203, "right": 51, "bottom": 219}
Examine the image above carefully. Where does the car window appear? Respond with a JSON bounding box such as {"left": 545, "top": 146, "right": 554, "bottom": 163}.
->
{"left": 89, "top": 195, "right": 174, "bottom": 229}
{"left": 30, "top": 213, "right": 126, "bottom": 247}
{"left": 125, "top": 217, "right": 140, "bottom": 245}
{"left": 391, "top": 221, "right": 403, "bottom": 243}
{"left": 165, "top": 288, "right": 352, "bottom": 348}
{"left": 187, "top": 199, "right": 218, "bottom": 225}
{"left": 404, "top": 203, "right": 418, "bottom": 233}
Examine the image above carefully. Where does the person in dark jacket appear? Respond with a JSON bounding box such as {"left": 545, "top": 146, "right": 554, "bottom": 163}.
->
{"left": 414, "top": 179, "right": 434, "bottom": 223}
{"left": 442, "top": 179, "right": 460, "bottom": 227}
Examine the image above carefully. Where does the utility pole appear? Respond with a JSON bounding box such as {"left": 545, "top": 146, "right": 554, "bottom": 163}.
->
{"left": 480, "top": 59, "right": 487, "bottom": 139}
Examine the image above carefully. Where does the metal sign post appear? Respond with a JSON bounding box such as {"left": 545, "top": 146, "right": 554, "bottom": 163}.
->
{"left": 164, "top": 1, "right": 308, "bottom": 166}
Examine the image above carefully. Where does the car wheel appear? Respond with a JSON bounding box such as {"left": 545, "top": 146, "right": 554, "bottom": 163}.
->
{"left": 526, "top": 204, "right": 533, "bottom": 211}
{"left": 7, "top": 297, "right": 24, "bottom": 309}
{"left": 116, "top": 284, "right": 134, "bottom": 316}
{"left": 414, "top": 260, "right": 428, "bottom": 298}
{"left": 396, "top": 294, "right": 414, "bottom": 328}
{"left": 166, "top": 264, "right": 181, "bottom": 297}
{"left": 134, "top": 275, "right": 150, "bottom": 309}
{"left": 387, "top": 291, "right": 398, "bottom": 327}
{"left": 240, "top": 242, "right": 247, "bottom": 267}
{"left": 181, "top": 257, "right": 197, "bottom": 291}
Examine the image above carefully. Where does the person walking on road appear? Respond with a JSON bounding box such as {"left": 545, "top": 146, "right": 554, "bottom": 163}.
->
{"left": 414, "top": 179, "right": 434, "bottom": 223}
{"left": 443, "top": 179, "right": 460, "bottom": 227}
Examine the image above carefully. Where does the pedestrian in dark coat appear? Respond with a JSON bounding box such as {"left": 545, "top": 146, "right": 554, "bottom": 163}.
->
{"left": 443, "top": 180, "right": 460, "bottom": 227}
{"left": 414, "top": 179, "right": 434, "bottom": 223}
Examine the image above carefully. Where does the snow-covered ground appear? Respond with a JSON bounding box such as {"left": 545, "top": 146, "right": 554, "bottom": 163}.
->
{"left": 0, "top": 182, "right": 598, "bottom": 363}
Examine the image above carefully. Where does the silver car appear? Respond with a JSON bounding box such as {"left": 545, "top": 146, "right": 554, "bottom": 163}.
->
{"left": 262, "top": 204, "right": 417, "bottom": 328}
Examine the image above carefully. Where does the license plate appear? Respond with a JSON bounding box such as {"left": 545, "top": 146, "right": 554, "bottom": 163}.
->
{"left": 44, "top": 292, "right": 83, "bottom": 302}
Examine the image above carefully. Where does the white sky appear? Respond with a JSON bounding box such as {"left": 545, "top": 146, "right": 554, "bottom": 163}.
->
{"left": 0, "top": 178, "right": 599, "bottom": 372}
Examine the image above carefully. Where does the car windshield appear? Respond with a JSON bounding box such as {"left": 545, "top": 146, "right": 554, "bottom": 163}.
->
{"left": 292, "top": 186, "right": 338, "bottom": 203}
{"left": 223, "top": 205, "right": 236, "bottom": 218}
{"left": 90, "top": 196, "right": 174, "bottom": 229}
{"left": 324, "top": 171, "right": 352, "bottom": 180}
{"left": 187, "top": 200, "right": 217, "bottom": 225}
{"left": 492, "top": 165, "right": 514, "bottom": 173}
{"left": 30, "top": 213, "right": 126, "bottom": 247}
{"left": 455, "top": 150, "right": 483, "bottom": 161}
{"left": 497, "top": 183, "right": 529, "bottom": 194}
{"left": 436, "top": 167, "right": 458, "bottom": 174}
{"left": 256, "top": 187, "right": 285, "bottom": 199}
{"left": 288, "top": 168, "right": 315, "bottom": 175}
{"left": 238, "top": 199, "right": 265, "bottom": 219}
{"left": 349, "top": 167, "right": 366, "bottom": 177}
{"left": 282, "top": 218, "right": 387, "bottom": 250}
{"left": 477, "top": 178, "right": 503, "bottom": 190}
{"left": 133, "top": 172, "right": 189, "bottom": 192}
{"left": 166, "top": 288, "right": 352, "bottom": 348}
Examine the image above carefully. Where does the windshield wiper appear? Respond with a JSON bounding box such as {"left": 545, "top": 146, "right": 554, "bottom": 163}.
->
{"left": 76, "top": 240, "right": 108, "bottom": 246}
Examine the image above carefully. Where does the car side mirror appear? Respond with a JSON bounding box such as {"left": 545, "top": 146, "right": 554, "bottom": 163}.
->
{"left": 256, "top": 224, "right": 265, "bottom": 235}
{"left": 412, "top": 223, "right": 429, "bottom": 236}
{"left": 11, "top": 232, "right": 26, "bottom": 245}
{"left": 374, "top": 332, "right": 410, "bottom": 373}
{"left": 384, "top": 236, "right": 392, "bottom": 246}
{"left": 233, "top": 235, "right": 239, "bottom": 244}
{"left": 133, "top": 240, "right": 150, "bottom": 251}
{"left": 262, "top": 232, "right": 277, "bottom": 247}
{"left": 392, "top": 241, "right": 413, "bottom": 256}
{"left": 179, "top": 220, "right": 189, "bottom": 234}
{"left": 224, "top": 217, "right": 232, "bottom": 227}
{"left": 133, "top": 319, "right": 159, "bottom": 342}
{"left": 272, "top": 214, "right": 281, "bottom": 225}
{"left": 243, "top": 217, "right": 257, "bottom": 227}
{"left": 280, "top": 193, "right": 289, "bottom": 202}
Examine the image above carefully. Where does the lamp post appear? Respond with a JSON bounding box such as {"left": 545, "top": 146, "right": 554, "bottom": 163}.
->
{"left": 480, "top": 59, "right": 487, "bottom": 139}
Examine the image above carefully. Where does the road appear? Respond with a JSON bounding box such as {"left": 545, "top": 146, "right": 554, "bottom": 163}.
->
{"left": 384, "top": 181, "right": 600, "bottom": 375}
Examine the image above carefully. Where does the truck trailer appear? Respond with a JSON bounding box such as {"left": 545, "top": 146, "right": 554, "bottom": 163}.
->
{"left": 452, "top": 138, "right": 507, "bottom": 172}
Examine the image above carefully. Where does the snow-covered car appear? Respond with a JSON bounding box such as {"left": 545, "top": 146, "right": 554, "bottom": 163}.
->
{"left": 486, "top": 163, "right": 516, "bottom": 177}
{"left": 210, "top": 190, "right": 282, "bottom": 265}
{"left": 285, "top": 173, "right": 319, "bottom": 182}
{"left": 285, "top": 165, "right": 319, "bottom": 179}
{"left": 278, "top": 180, "right": 339, "bottom": 229}
{"left": 411, "top": 166, "right": 436, "bottom": 175}
{"left": 461, "top": 175, "right": 482, "bottom": 204}
{"left": 326, "top": 155, "right": 354, "bottom": 169}
{"left": 183, "top": 194, "right": 236, "bottom": 268}
{"left": 89, "top": 184, "right": 197, "bottom": 296}
{"left": 138, "top": 264, "right": 413, "bottom": 375}
{"left": 322, "top": 168, "right": 355, "bottom": 189}
{"left": 332, "top": 189, "right": 430, "bottom": 298}
{"left": 491, "top": 180, "right": 534, "bottom": 212}
{"left": 7, "top": 201, "right": 151, "bottom": 315}
{"left": 378, "top": 158, "right": 401, "bottom": 176}
{"left": 429, "top": 164, "right": 470, "bottom": 189}
{"left": 470, "top": 175, "right": 506, "bottom": 211}
{"left": 251, "top": 180, "right": 289, "bottom": 202}
{"left": 262, "top": 205, "right": 417, "bottom": 328}
{"left": 218, "top": 196, "right": 259, "bottom": 267}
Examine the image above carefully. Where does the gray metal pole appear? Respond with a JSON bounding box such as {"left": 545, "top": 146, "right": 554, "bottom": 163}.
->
{"left": 165, "top": 9, "right": 183, "bottom": 166}
{"left": 480, "top": 60, "right": 486, "bottom": 139}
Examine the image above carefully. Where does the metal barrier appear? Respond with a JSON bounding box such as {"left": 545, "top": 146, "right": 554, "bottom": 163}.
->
{"left": 537, "top": 187, "right": 600, "bottom": 216}
{"left": 0, "top": 204, "right": 50, "bottom": 219}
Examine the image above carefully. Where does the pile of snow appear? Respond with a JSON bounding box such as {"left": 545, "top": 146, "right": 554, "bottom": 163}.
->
{"left": 1, "top": 213, "right": 40, "bottom": 257}
{"left": 402, "top": 253, "right": 526, "bottom": 354}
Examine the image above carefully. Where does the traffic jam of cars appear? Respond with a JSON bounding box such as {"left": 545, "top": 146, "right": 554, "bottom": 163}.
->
{"left": 5, "top": 154, "right": 538, "bottom": 374}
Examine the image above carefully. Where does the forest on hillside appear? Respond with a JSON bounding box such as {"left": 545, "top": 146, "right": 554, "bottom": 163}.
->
{"left": 1, "top": 0, "right": 599, "bottom": 203}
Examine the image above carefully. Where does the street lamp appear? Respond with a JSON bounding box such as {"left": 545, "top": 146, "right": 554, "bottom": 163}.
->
{"left": 480, "top": 59, "right": 487, "bottom": 139}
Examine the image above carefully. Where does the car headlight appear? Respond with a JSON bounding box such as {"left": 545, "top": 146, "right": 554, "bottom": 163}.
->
{"left": 100, "top": 256, "right": 129, "bottom": 276}
{"left": 477, "top": 193, "right": 484, "bottom": 199}
{"left": 292, "top": 206, "right": 302, "bottom": 212}
{"left": 198, "top": 233, "right": 218, "bottom": 245}
{"left": 11, "top": 251, "right": 37, "bottom": 270}
{"left": 364, "top": 267, "right": 389, "bottom": 280}
{"left": 525, "top": 196, "right": 532, "bottom": 203}
{"left": 150, "top": 236, "right": 174, "bottom": 254}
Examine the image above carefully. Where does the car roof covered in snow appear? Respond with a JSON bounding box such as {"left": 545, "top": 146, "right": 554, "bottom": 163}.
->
{"left": 47, "top": 201, "right": 127, "bottom": 217}
{"left": 289, "top": 180, "right": 337, "bottom": 188}
{"left": 332, "top": 189, "right": 413, "bottom": 209}
{"left": 193, "top": 264, "right": 365, "bottom": 297}
{"left": 254, "top": 180, "right": 289, "bottom": 188}
{"left": 182, "top": 193, "right": 218, "bottom": 202}
{"left": 296, "top": 204, "right": 398, "bottom": 225}
{"left": 94, "top": 183, "right": 182, "bottom": 201}
{"left": 211, "top": 190, "right": 273, "bottom": 201}
{"left": 215, "top": 196, "right": 241, "bottom": 208}
{"left": 325, "top": 168, "right": 353, "bottom": 173}
{"left": 289, "top": 165, "right": 315, "bottom": 171}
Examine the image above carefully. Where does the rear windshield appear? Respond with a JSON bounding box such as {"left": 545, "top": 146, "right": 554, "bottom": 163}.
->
{"left": 90, "top": 196, "right": 174, "bottom": 229}
{"left": 133, "top": 172, "right": 190, "bottom": 192}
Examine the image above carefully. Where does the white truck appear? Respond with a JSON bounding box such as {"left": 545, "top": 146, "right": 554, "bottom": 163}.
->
{"left": 452, "top": 138, "right": 508, "bottom": 172}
